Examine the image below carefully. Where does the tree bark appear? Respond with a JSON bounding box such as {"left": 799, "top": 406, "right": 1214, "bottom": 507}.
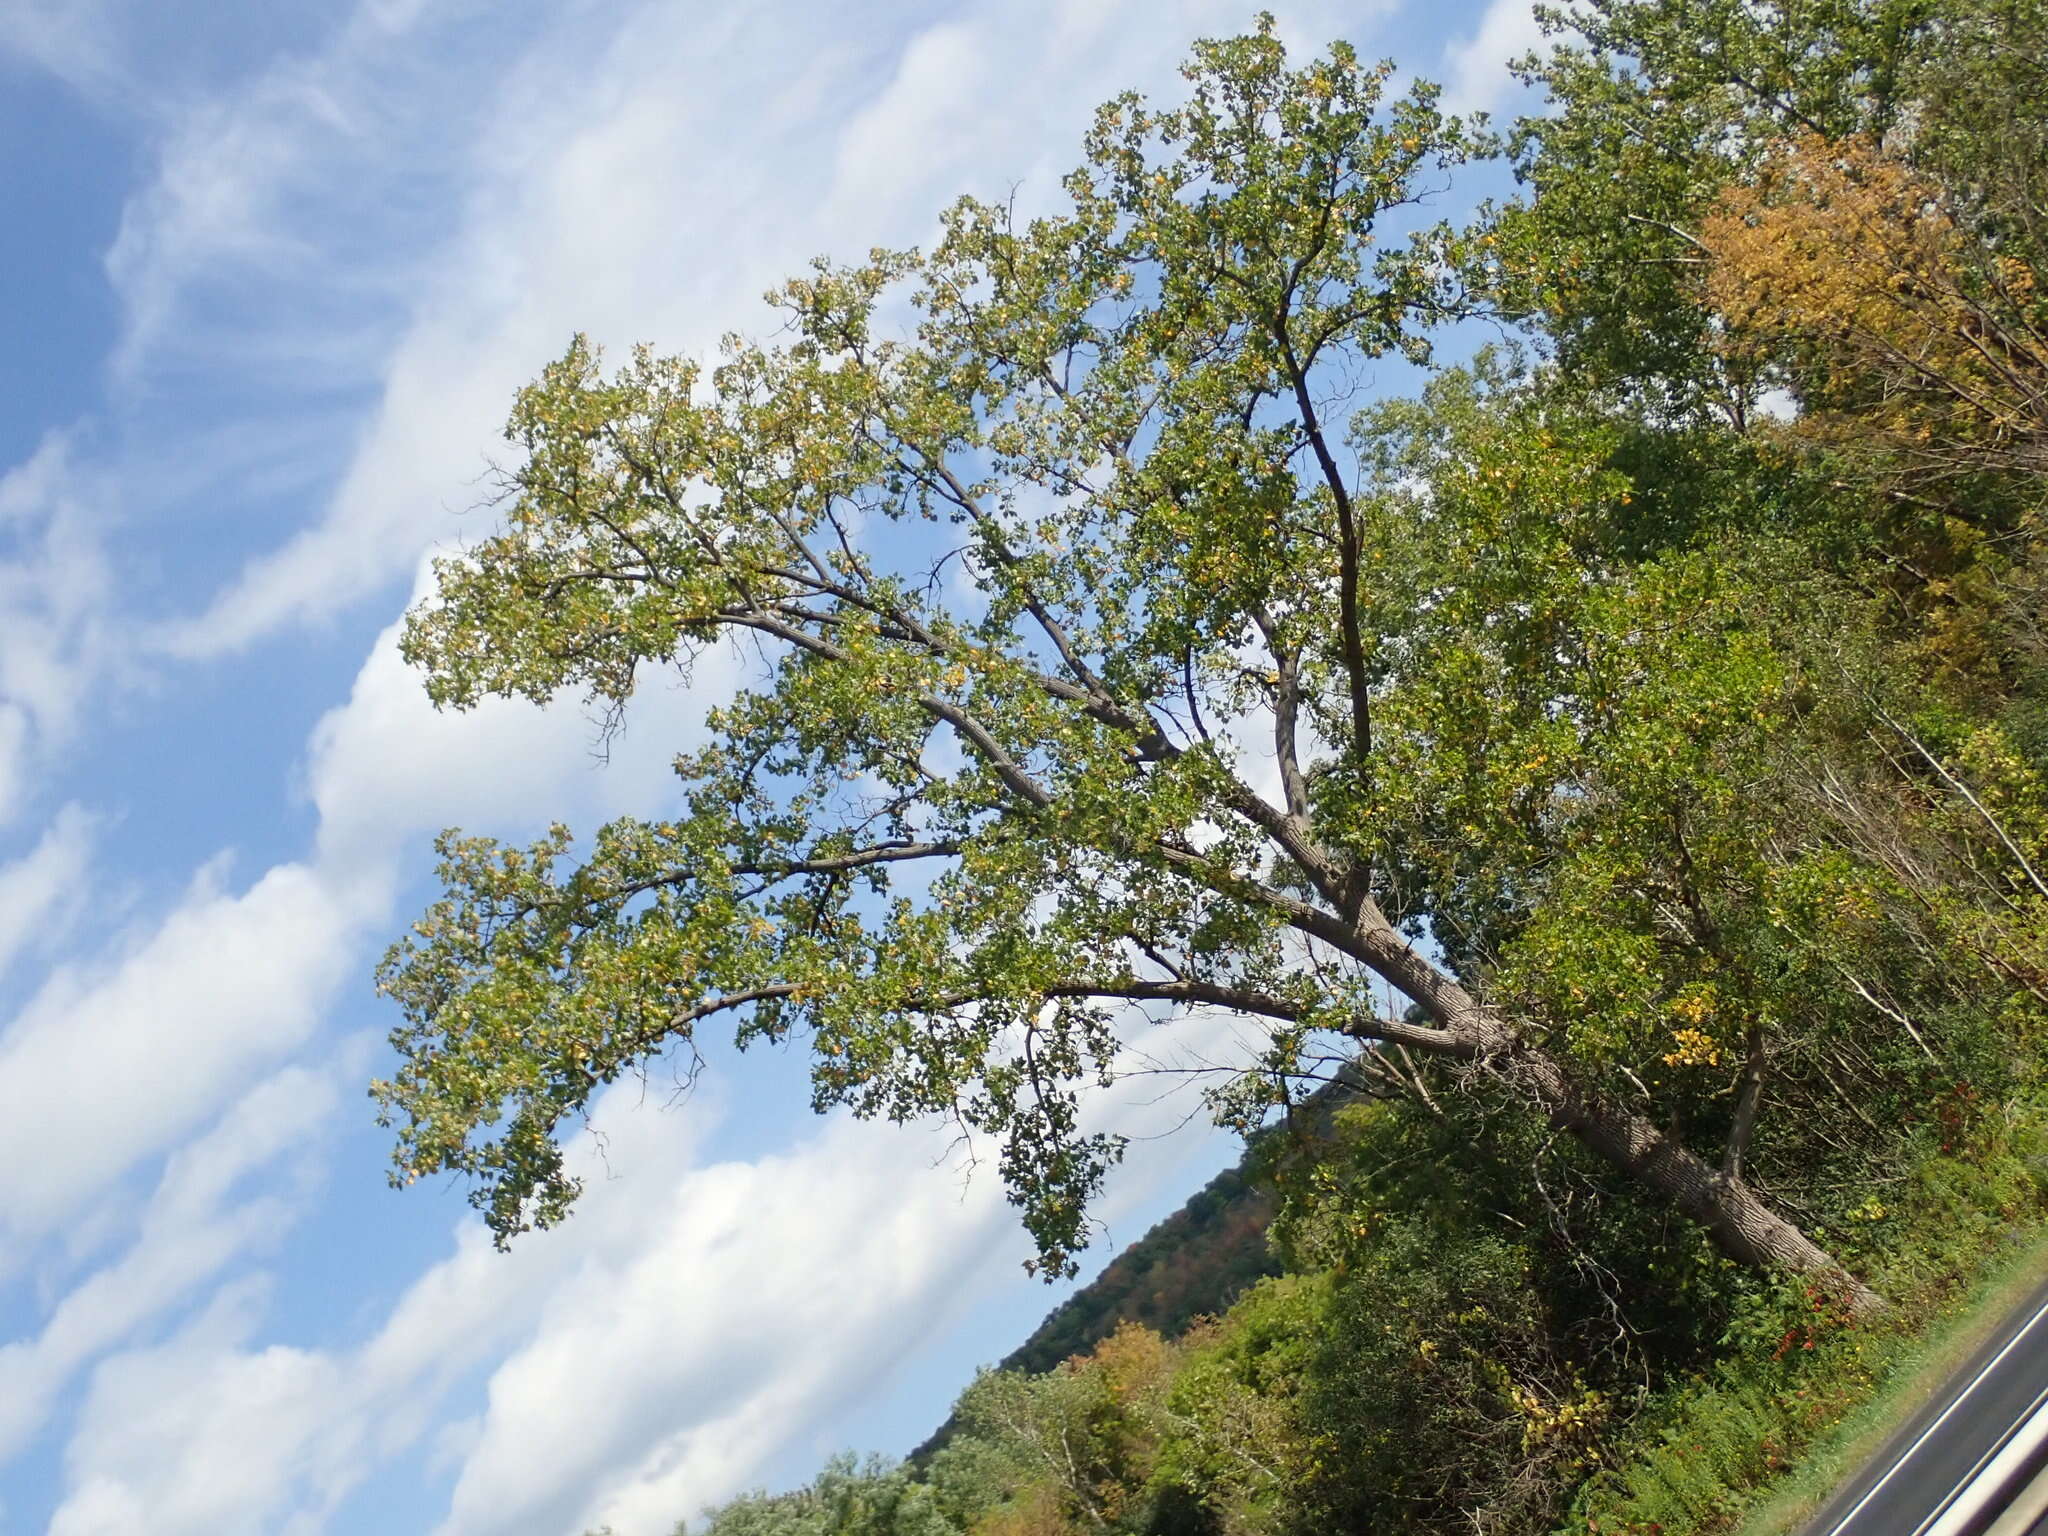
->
{"left": 1511, "top": 1033, "right": 1884, "bottom": 1313}
{"left": 1347, "top": 909, "right": 1887, "bottom": 1314}
{"left": 1725, "top": 1023, "right": 1768, "bottom": 1181}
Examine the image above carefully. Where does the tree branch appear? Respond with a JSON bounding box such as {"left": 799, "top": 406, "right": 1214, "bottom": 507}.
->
{"left": 1274, "top": 289, "right": 1375, "bottom": 806}
{"left": 1724, "top": 1023, "right": 1767, "bottom": 1180}
{"left": 1254, "top": 607, "right": 1312, "bottom": 823}
{"left": 1042, "top": 977, "right": 1476, "bottom": 1057}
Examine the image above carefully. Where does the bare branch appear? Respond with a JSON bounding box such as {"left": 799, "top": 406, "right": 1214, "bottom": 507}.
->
{"left": 1874, "top": 702, "right": 2048, "bottom": 904}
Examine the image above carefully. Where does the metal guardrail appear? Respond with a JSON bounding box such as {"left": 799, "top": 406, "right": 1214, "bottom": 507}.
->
{"left": 1813, "top": 1287, "right": 2048, "bottom": 1536}
{"left": 1984, "top": 1453, "right": 2048, "bottom": 1536}
{"left": 1925, "top": 1386, "right": 2048, "bottom": 1535}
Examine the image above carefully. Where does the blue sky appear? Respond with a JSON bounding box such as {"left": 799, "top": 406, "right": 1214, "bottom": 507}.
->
{"left": 0, "top": 2, "right": 1542, "bottom": 1531}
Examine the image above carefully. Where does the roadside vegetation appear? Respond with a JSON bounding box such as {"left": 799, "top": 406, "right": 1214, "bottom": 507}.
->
{"left": 372, "top": 0, "right": 2048, "bottom": 1529}
{"left": 681, "top": 1092, "right": 2048, "bottom": 1536}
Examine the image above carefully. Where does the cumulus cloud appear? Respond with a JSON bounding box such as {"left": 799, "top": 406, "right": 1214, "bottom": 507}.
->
{"left": 442, "top": 1010, "right": 1244, "bottom": 1536}
{"left": 46, "top": 1012, "right": 1241, "bottom": 1536}
{"left": 50, "top": 1276, "right": 349, "bottom": 1536}
{"left": 438, "top": 1107, "right": 1008, "bottom": 1536}
{"left": 0, "top": 643, "right": 728, "bottom": 1516}
{"left": 0, "top": 560, "right": 726, "bottom": 1272}
{"left": 440, "top": 1060, "right": 1216, "bottom": 1536}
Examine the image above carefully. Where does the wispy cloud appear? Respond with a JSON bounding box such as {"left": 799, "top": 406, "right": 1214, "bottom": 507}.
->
{"left": 154, "top": 0, "right": 1389, "bottom": 661}
{"left": 0, "top": 804, "right": 94, "bottom": 983}
{"left": 0, "top": 0, "right": 127, "bottom": 103}
{"left": 3, "top": 0, "right": 1407, "bottom": 1529}
{"left": 0, "top": 1059, "right": 347, "bottom": 1466}
{"left": 0, "top": 437, "right": 115, "bottom": 829}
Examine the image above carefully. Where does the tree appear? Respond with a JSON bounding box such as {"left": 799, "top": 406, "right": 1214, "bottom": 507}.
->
{"left": 1706, "top": 132, "right": 2048, "bottom": 480}
{"left": 1691, "top": 0, "right": 2048, "bottom": 504}
{"left": 1491, "top": 0, "right": 2048, "bottom": 1055}
{"left": 371, "top": 18, "right": 1884, "bottom": 1305}
{"left": 696, "top": 1454, "right": 954, "bottom": 1536}
{"left": 1483, "top": 0, "right": 1951, "bottom": 425}
{"left": 1491, "top": 0, "right": 2047, "bottom": 501}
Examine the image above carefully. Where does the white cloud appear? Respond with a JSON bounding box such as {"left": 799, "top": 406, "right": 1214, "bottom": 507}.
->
{"left": 0, "top": 0, "right": 125, "bottom": 100}
{"left": 141, "top": 1, "right": 761, "bottom": 662}
{"left": 438, "top": 1109, "right": 1006, "bottom": 1536}
{"left": 1442, "top": 0, "right": 1551, "bottom": 119}
{"left": 97, "top": 0, "right": 499, "bottom": 387}
{"left": 821, "top": 21, "right": 989, "bottom": 229}
{"left": 0, "top": 437, "right": 116, "bottom": 828}
{"left": 46, "top": 1024, "right": 1240, "bottom": 1536}
{"left": 159, "top": 341, "right": 515, "bottom": 660}
{"left": 0, "top": 1059, "right": 344, "bottom": 1466}
{"left": 0, "top": 858, "right": 372, "bottom": 1245}
{"left": 0, "top": 802, "right": 95, "bottom": 983}
{"left": 0, "top": 705, "right": 28, "bottom": 832}
{"left": 0, "top": 560, "right": 740, "bottom": 1497}
{"left": 302, "top": 556, "right": 741, "bottom": 888}
{"left": 1754, "top": 386, "right": 1801, "bottom": 423}
{"left": 444, "top": 1012, "right": 1245, "bottom": 1536}
{"left": 50, "top": 1276, "right": 349, "bottom": 1536}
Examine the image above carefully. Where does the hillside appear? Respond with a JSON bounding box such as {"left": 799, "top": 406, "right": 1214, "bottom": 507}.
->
{"left": 995, "top": 1159, "right": 1278, "bottom": 1378}
{"left": 907, "top": 1138, "right": 1286, "bottom": 1467}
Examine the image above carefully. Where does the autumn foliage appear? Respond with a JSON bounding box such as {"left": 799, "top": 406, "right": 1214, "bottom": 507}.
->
{"left": 1704, "top": 132, "right": 2048, "bottom": 483}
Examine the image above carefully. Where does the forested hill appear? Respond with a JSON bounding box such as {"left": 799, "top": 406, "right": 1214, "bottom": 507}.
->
{"left": 989, "top": 1068, "right": 1372, "bottom": 1380}
{"left": 999, "top": 1158, "right": 1278, "bottom": 1377}
{"left": 908, "top": 1145, "right": 1282, "bottom": 1466}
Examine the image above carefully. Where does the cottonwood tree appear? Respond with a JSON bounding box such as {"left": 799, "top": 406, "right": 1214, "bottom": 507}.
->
{"left": 373, "top": 21, "right": 1883, "bottom": 1306}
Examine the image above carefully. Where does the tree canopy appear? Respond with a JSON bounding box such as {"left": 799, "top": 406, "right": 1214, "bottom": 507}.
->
{"left": 375, "top": 3, "right": 2048, "bottom": 1321}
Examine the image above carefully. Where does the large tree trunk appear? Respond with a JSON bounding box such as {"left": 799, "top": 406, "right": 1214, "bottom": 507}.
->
{"left": 1510, "top": 1034, "right": 1885, "bottom": 1314}
{"left": 1351, "top": 912, "right": 1887, "bottom": 1315}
